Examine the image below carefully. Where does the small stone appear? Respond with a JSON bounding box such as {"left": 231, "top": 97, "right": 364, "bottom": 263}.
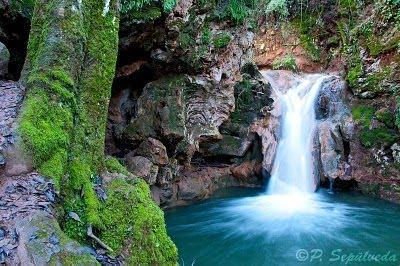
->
{"left": 95, "top": 186, "right": 107, "bottom": 202}
{"left": 68, "top": 212, "right": 82, "bottom": 223}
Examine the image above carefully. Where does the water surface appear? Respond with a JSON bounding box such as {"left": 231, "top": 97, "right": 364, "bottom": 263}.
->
{"left": 166, "top": 188, "right": 400, "bottom": 265}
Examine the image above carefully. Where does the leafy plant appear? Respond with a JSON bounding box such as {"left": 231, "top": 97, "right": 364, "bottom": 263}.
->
{"left": 121, "top": 0, "right": 177, "bottom": 15}
{"left": 265, "top": 0, "right": 288, "bottom": 18}
{"left": 214, "top": 32, "right": 231, "bottom": 48}
{"left": 272, "top": 54, "right": 297, "bottom": 71}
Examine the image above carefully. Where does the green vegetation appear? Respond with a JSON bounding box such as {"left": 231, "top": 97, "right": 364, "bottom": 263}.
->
{"left": 105, "top": 156, "right": 130, "bottom": 176}
{"left": 121, "top": 0, "right": 177, "bottom": 19}
{"left": 8, "top": 0, "right": 35, "bottom": 17}
{"left": 19, "top": 0, "right": 118, "bottom": 243}
{"left": 214, "top": 32, "right": 231, "bottom": 48}
{"left": 272, "top": 54, "right": 297, "bottom": 71}
{"left": 352, "top": 105, "right": 398, "bottom": 147}
{"left": 264, "top": 0, "right": 288, "bottom": 18}
{"left": 352, "top": 105, "right": 375, "bottom": 128}
{"left": 231, "top": 73, "right": 270, "bottom": 125}
{"left": 360, "top": 128, "right": 397, "bottom": 148}
{"left": 376, "top": 109, "right": 396, "bottom": 128}
{"left": 99, "top": 178, "right": 178, "bottom": 264}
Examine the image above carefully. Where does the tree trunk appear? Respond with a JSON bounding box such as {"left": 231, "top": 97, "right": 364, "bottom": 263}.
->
{"left": 19, "top": 0, "right": 120, "bottom": 236}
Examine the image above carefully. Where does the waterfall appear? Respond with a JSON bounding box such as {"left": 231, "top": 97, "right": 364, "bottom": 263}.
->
{"left": 263, "top": 71, "right": 329, "bottom": 195}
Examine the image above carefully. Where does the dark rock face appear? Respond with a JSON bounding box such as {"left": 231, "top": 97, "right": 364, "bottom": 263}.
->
{"left": 0, "top": 3, "right": 31, "bottom": 80}
{"left": 106, "top": 1, "right": 265, "bottom": 207}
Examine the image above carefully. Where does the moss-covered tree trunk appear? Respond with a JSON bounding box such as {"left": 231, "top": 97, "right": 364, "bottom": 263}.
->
{"left": 19, "top": 0, "right": 119, "bottom": 237}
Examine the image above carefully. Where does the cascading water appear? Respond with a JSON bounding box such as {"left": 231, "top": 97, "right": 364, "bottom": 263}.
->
{"left": 265, "top": 73, "right": 328, "bottom": 195}
{"left": 165, "top": 71, "right": 400, "bottom": 265}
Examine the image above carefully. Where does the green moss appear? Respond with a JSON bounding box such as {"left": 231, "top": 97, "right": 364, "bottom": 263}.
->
{"left": 213, "top": 32, "right": 231, "bottom": 48}
{"left": 130, "top": 6, "right": 162, "bottom": 21}
{"left": 347, "top": 56, "right": 363, "bottom": 89}
{"left": 99, "top": 178, "right": 178, "bottom": 265}
{"left": 375, "top": 109, "right": 396, "bottom": 128}
{"left": 352, "top": 105, "right": 398, "bottom": 147}
{"left": 272, "top": 54, "right": 297, "bottom": 71}
{"left": 121, "top": 0, "right": 177, "bottom": 17}
{"left": 231, "top": 76, "right": 270, "bottom": 125}
{"left": 292, "top": 15, "right": 325, "bottom": 62}
{"left": 360, "top": 127, "right": 397, "bottom": 148}
{"left": 19, "top": 89, "right": 74, "bottom": 189}
{"left": 201, "top": 26, "right": 212, "bottom": 45}
{"left": 105, "top": 156, "right": 130, "bottom": 175}
{"left": 352, "top": 105, "right": 375, "bottom": 128}
{"left": 20, "top": 0, "right": 120, "bottom": 242}
{"left": 50, "top": 253, "right": 99, "bottom": 266}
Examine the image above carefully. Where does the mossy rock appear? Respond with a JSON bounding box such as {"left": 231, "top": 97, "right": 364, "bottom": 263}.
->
{"left": 231, "top": 75, "right": 272, "bottom": 125}
{"left": 99, "top": 177, "right": 178, "bottom": 265}
{"left": 201, "top": 134, "right": 248, "bottom": 157}
{"left": 17, "top": 213, "right": 99, "bottom": 265}
{"left": 123, "top": 75, "right": 189, "bottom": 144}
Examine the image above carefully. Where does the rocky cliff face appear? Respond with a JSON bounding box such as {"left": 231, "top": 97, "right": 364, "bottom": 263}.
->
{"left": 105, "top": 0, "right": 400, "bottom": 205}
{"left": 106, "top": 0, "right": 269, "bottom": 207}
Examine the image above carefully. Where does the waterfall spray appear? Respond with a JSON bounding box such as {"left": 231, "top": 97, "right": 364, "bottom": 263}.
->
{"left": 263, "top": 72, "right": 329, "bottom": 195}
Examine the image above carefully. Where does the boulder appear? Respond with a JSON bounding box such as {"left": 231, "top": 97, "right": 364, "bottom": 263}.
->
{"left": 15, "top": 213, "right": 98, "bottom": 265}
{"left": 157, "top": 166, "right": 173, "bottom": 186}
{"left": 0, "top": 42, "right": 9, "bottom": 78}
{"left": 230, "top": 160, "right": 262, "bottom": 182}
{"left": 200, "top": 134, "right": 252, "bottom": 158}
{"left": 125, "top": 155, "right": 158, "bottom": 185}
{"left": 135, "top": 138, "right": 169, "bottom": 166}
{"left": 315, "top": 76, "right": 354, "bottom": 184}
{"left": 318, "top": 121, "right": 344, "bottom": 180}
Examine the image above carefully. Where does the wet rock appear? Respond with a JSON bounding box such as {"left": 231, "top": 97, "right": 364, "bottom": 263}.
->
{"left": 230, "top": 161, "right": 262, "bottom": 182}
{"left": 0, "top": 42, "right": 9, "bottom": 77}
{"left": 0, "top": 173, "right": 99, "bottom": 264}
{"left": 175, "top": 166, "right": 242, "bottom": 204}
{"left": 135, "top": 138, "right": 169, "bottom": 166}
{"left": 318, "top": 121, "right": 344, "bottom": 180}
{"left": 125, "top": 155, "right": 158, "bottom": 185}
{"left": 251, "top": 116, "right": 279, "bottom": 173}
